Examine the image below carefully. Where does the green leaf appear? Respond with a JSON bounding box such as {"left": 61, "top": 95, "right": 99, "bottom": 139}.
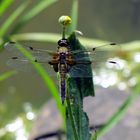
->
{"left": 66, "top": 33, "right": 94, "bottom": 140}
{"left": 0, "top": 0, "right": 13, "bottom": 16}
{"left": 0, "top": 1, "right": 29, "bottom": 37}
{"left": 11, "top": 0, "right": 58, "bottom": 34}
{"left": 68, "top": 33, "right": 95, "bottom": 97}
{"left": 66, "top": 92, "right": 80, "bottom": 140}
{"left": 0, "top": 70, "right": 16, "bottom": 81}
{"left": 11, "top": 43, "right": 65, "bottom": 119}
{"left": 68, "top": 0, "right": 78, "bottom": 34}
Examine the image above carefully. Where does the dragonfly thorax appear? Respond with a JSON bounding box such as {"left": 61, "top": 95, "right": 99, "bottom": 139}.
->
{"left": 58, "top": 47, "right": 68, "bottom": 54}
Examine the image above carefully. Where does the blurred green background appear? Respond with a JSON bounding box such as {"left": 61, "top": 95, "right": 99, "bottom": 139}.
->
{"left": 0, "top": 0, "right": 140, "bottom": 140}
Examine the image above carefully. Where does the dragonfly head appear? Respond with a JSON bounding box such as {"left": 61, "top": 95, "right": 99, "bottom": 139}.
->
{"left": 58, "top": 39, "right": 69, "bottom": 48}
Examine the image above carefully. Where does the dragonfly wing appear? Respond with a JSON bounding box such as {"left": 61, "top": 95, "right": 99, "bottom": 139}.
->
{"left": 68, "top": 43, "right": 120, "bottom": 78}
{"left": 7, "top": 57, "right": 34, "bottom": 72}
{"left": 71, "top": 42, "right": 120, "bottom": 58}
{"left": 6, "top": 56, "right": 57, "bottom": 76}
{"left": 4, "top": 42, "right": 24, "bottom": 56}
{"left": 68, "top": 58, "right": 118, "bottom": 78}
{"left": 4, "top": 42, "right": 56, "bottom": 60}
{"left": 30, "top": 51, "right": 55, "bottom": 63}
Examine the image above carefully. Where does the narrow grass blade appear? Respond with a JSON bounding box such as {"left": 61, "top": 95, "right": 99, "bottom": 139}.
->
{"left": 10, "top": 33, "right": 107, "bottom": 46}
{"left": 12, "top": 43, "right": 65, "bottom": 118}
{"left": 10, "top": 33, "right": 61, "bottom": 43}
{"left": 68, "top": 0, "right": 78, "bottom": 34}
{"left": 0, "top": 1, "right": 29, "bottom": 37}
{"left": 0, "top": 38, "right": 3, "bottom": 45}
{"left": 11, "top": 0, "right": 58, "bottom": 34}
{"left": 0, "top": 0, "right": 13, "bottom": 16}
{"left": 11, "top": 35, "right": 140, "bottom": 52}
{"left": 121, "top": 40, "right": 140, "bottom": 51}
{"left": 91, "top": 131, "right": 97, "bottom": 140}
{"left": 91, "top": 87, "right": 140, "bottom": 139}
{"left": 0, "top": 70, "right": 17, "bottom": 81}
{"left": 21, "top": 0, "right": 58, "bottom": 23}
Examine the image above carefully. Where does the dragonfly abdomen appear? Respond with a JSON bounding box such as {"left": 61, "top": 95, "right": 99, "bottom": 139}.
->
{"left": 60, "top": 77, "right": 66, "bottom": 104}
{"left": 59, "top": 63, "right": 68, "bottom": 104}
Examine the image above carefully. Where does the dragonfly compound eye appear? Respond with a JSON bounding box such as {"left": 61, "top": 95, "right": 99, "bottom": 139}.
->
{"left": 58, "top": 39, "right": 69, "bottom": 47}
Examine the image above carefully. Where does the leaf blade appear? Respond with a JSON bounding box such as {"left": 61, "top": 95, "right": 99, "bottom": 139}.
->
{"left": 68, "top": 0, "right": 78, "bottom": 34}
{"left": 0, "top": 70, "right": 17, "bottom": 81}
{"left": 0, "top": 0, "right": 14, "bottom": 16}
{"left": 0, "top": 1, "right": 29, "bottom": 37}
{"left": 11, "top": 0, "right": 58, "bottom": 34}
{"left": 66, "top": 33, "right": 94, "bottom": 140}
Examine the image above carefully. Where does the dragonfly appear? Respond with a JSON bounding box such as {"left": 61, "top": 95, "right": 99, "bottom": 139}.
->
{"left": 4, "top": 39, "right": 118, "bottom": 104}
{"left": 4, "top": 18, "right": 119, "bottom": 104}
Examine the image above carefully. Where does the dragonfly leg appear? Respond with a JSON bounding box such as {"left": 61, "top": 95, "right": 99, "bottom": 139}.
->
{"left": 53, "top": 64, "right": 58, "bottom": 72}
{"left": 48, "top": 61, "right": 59, "bottom": 72}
